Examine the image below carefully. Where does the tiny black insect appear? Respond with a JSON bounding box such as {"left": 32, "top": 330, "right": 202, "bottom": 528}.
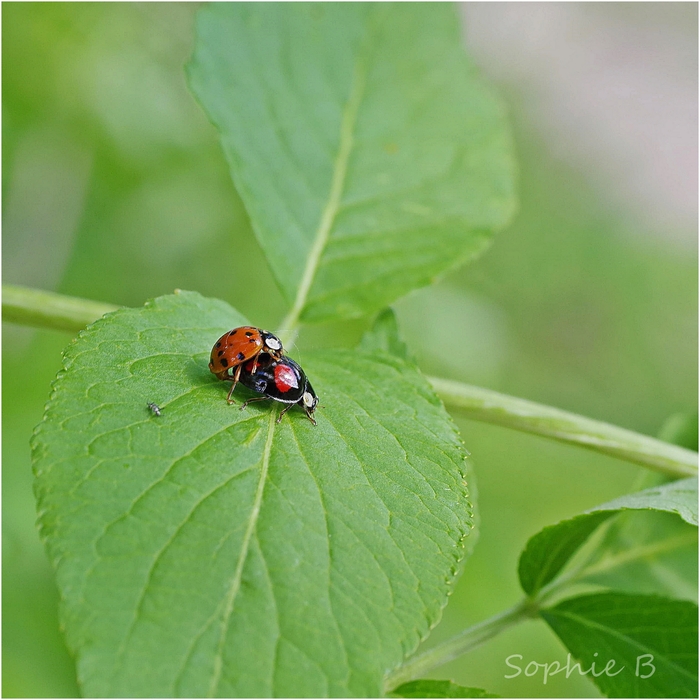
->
{"left": 147, "top": 402, "right": 162, "bottom": 417}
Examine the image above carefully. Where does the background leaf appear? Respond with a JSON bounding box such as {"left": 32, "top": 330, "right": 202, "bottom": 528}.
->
{"left": 541, "top": 592, "right": 698, "bottom": 698}
{"left": 596, "top": 478, "right": 698, "bottom": 527}
{"left": 32, "top": 291, "right": 473, "bottom": 697}
{"left": 518, "top": 478, "right": 698, "bottom": 596}
{"left": 359, "top": 308, "right": 412, "bottom": 361}
{"left": 518, "top": 511, "right": 614, "bottom": 597}
{"left": 577, "top": 510, "right": 697, "bottom": 601}
{"left": 187, "top": 3, "right": 516, "bottom": 322}
{"left": 658, "top": 412, "right": 698, "bottom": 451}
{"left": 389, "top": 679, "right": 498, "bottom": 698}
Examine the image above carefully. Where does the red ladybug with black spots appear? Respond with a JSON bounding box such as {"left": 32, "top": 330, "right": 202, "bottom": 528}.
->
{"left": 209, "top": 326, "right": 284, "bottom": 403}
{"left": 238, "top": 356, "right": 319, "bottom": 425}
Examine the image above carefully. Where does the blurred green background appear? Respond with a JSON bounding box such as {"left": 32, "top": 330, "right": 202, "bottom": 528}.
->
{"left": 3, "top": 4, "right": 697, "bottom": 697}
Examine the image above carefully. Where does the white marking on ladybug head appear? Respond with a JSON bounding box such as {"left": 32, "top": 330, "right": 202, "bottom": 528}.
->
{"left": 265, "top": 337, "right": 282, "bottom": 350}
{"left": 303, "top": 392, "right": 315, "bottom": 408}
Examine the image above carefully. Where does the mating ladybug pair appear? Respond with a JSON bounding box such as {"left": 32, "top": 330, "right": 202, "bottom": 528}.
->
{"left": 209, "top": 326, "right": 318, "bottom": 425}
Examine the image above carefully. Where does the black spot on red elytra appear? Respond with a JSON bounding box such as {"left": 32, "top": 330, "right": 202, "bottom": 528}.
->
{"left": 218, "top": 350, "right": 224, "bottom": 357}
{"left": 245, "top": 331, "right": 253, "bottom": 337}
{"left": 237, "top": 352, "right": 245, "bottom": 360}
{"left": 220, "top": 357, "right": 229, "bottom": 367}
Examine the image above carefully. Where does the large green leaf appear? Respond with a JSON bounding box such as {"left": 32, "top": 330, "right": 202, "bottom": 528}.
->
{"left": 359, "top": 307, "right": 481, "bottom": 562}
{"left": 187, "top": 4, "right": 516, "bottom": 323}
{"left": 32, "top": 291, "right": 473, "bottom": 697}
{"left": 518, "top": 477, "right": 698, "bottom": 596}
{"left": 541, "top": 592, "right": 698, "bottom": 698}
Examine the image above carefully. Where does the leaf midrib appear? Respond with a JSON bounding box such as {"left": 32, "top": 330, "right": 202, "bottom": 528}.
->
{"left": 279, "top": 20, "right": 374, "bottom": 336}
{"left": 208, "top": 408, "right": 278, "bottom": 697}
{"left": 577, "top": 530, "right": 698, "bottom": 581}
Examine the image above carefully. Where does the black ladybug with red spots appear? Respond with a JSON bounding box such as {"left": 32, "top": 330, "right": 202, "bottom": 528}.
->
{"left": 238, "top": 355, "right": 319, "bottom": 425}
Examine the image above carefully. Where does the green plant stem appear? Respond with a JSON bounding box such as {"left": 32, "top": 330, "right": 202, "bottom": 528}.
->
{"left": 428, "top": 376, "right": 698, "bottom": 479}
{"left": 2, "top": 284, "right": 120, "bottom": 333}
{"left": 384, "top": 598, "right": 538, "bottom": 692}
{"left": 5, "top": 284, "right": 696, "bottom": 478}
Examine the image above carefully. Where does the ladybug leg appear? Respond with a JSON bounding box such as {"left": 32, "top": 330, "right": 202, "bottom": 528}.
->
{"left": 251, "top": 353, "right": 259, "bottom": 375}
{"left": 239, "top": 396, "right": 269, "bottom": 412}
{"left": 276, "top": 403, "right": 295, "bottom": 424}
{"left": 226, "top": 365, "right": 243, "bottom": 404}
{"left": 304, "top": 409, "right": 317, "bottom": 426}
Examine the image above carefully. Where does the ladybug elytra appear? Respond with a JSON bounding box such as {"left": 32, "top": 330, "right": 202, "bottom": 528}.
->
{"left": 208, "top": 326, "right": 284, "bottom": 403}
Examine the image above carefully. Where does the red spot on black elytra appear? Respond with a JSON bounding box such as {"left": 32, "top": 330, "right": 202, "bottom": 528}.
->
{"left": 274, "top": 364, "right": 299, "bottom": 392}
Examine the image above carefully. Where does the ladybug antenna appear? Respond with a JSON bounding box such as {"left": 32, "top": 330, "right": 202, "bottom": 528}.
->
{"left": 276, "top": 332, "right": 298, "bottom": 352}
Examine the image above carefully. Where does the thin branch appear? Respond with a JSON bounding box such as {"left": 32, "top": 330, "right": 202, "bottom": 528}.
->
{"left": 384, "top": 526, "right": 697, "bottom": 692}
{"left": 6, "top": 284, "right": 695, "bottom": 479}
{"left": 2, "top": 284, "right": 119, "bottom": 334}
{"left": 384, "top": 599, "right": 538, "bottom": 692}
{"left": 428, "top": 376, "right": 697, "bottom": 479}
